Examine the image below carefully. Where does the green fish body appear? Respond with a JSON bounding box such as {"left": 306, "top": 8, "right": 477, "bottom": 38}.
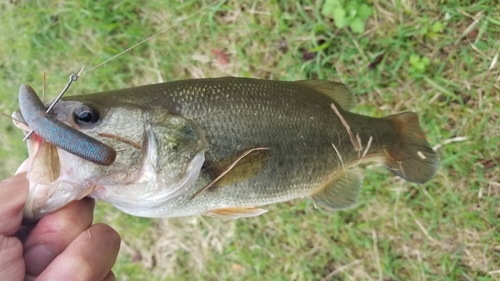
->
{"left": 15, "top": 77, "right": 439, "bottom": 220}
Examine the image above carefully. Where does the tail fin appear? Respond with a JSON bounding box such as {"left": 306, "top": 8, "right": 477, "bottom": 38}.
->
{"left": 382, "top": 112, "right": 439, "bottom": 184}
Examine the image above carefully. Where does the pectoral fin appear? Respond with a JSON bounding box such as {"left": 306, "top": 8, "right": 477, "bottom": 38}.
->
{"left": 204, "top": 148, "right": 270, "bottom": 188}
{"left": 205, "top": 207, "right": 268, "bottom": 219}
{"left": 310, "top": 170, "right": 362, "bottom": 210}
{"left": 191, "top": 148, "right": 269, "bottom": 200}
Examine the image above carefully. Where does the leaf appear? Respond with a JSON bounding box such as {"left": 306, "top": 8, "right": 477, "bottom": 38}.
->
{"left": 421, "top": 57, "right": 430, "bottom": 66}
{"left": 321, "top": 0, "right": 341, "bottom": 17}
{"left": 332, "top": 7, "right": 347, "bottom": 28}
{"left": 308, "top": 41, "right": 331, "bottom": 52}
{"left": 475, "top": 40, "right": 489, "bottom": 51}
{"left": 358, "top": 4, "right": 373, "bottom": 20}
{"left": 409, "top": 54, "right": 420, "bottom": 65}
{"left": 431, "top": 22, "right": 444, "bottom": 33}
{"left": 419, "top": 27, "right": 429, "bottom": 35}
{"left": 349, "top": 18, "right": 365, "bottom": 34}
{"left": 211, "top": 48, "right": 231, "bottom": 65}
{"left": 409, "top": 55, "right": 430, "bottom": 73}
{"left": 345, "top": 1, "right": 358, "bottom": 15}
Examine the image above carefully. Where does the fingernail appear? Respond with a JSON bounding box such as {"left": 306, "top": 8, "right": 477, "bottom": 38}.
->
{"left": 24, "top": 245, "right": 55, "bottom": 276}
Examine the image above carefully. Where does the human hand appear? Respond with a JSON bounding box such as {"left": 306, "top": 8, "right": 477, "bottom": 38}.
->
{"left": 0, "top": 173, "right": 121, "bottom": 281}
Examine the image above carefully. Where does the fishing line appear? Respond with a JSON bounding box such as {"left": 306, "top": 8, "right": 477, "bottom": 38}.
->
{"left": 83, "top": 0, "right": 222, "bottom": 75}
{"left": 22, "top": 1, "right": 220, "bottom": 142}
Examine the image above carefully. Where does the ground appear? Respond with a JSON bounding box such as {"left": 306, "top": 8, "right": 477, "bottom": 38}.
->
{"left": 0, "top": 1, "right": 499, "bottom": 280}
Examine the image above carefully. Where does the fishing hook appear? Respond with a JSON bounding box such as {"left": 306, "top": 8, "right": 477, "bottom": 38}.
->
{"left": 23, "top": 67, "right": 84, "bottom": 141}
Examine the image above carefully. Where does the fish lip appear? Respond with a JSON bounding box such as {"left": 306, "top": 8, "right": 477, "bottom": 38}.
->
{"left": 17, "top": 136, "right": 53, "bottom": 220}
{"left": 12, "top": 111, "right": 31, "bottom": 132}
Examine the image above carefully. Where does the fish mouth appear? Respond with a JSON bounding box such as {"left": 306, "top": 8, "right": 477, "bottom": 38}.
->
{"left": 13, "top": 111, "right": 61, "bottom": 183}
{"left": 12, "top": 111, "right": 95, "bottom": 221}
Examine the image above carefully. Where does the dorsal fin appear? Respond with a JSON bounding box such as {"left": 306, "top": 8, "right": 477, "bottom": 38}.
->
{"left": 296, "top": 81, "right": 356, "bottom": 110}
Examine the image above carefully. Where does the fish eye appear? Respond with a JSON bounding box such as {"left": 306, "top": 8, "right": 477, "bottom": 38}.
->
{"left": 73, "top": 104, "right": 100, "bottom": 126}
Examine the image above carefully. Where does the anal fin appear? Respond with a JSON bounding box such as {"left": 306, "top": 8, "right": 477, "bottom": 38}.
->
{"left": 311, "top": 170, "right": 362, "bottom": 210}
{"left": 205, "top": 207, "right": 268, "bottom": 219}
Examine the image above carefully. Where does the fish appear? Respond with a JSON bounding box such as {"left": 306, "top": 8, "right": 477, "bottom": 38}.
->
{"left": 13, "top": 77, "right": 439, "bottom": 221}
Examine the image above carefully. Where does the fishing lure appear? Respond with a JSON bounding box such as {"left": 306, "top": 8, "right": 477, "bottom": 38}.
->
{"left": 19, "top": 79, "right": 116, "bottom": 166}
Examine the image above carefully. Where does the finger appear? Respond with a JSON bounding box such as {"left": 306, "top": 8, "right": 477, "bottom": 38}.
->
{"left": 37, "top": 224, "right": 121, "bottom": 281}
{"left": 0, "top": 173, "right": 29, "bottom": 281}
{"left": 0, "top": 172, "right": 29, "bottom": 235}
{"left": 103, "top": 271, "right": 116, "bottom": 281}
{"left": 23, "top": 198, "right": 95, "bottom": 276}
{"left": 0, "top": 236, "right": 24, "bottom": 281}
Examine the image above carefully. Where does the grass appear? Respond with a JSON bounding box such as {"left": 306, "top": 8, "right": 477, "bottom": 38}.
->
{"left": 1, "top": 0, "right": 499, "bottom": 280}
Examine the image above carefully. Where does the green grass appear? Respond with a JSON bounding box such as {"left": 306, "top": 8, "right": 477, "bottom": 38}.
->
{"left": 1, "top": 0, "right": 499, "bottom": 280}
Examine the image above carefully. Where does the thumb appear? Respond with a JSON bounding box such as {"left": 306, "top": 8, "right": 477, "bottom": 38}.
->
{"left": 0, "top": 172, "right": 29, "bottom": 236}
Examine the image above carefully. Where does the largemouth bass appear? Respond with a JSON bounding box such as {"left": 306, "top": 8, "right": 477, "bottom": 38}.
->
{"left": 14, "top": 77, "right": 439, "bottom": 220}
